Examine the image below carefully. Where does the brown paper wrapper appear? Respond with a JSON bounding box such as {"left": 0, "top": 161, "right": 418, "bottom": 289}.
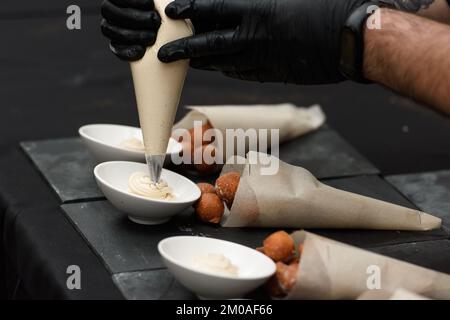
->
{"left": 285, "top": 231, "right": 450, "bottom": 300}
{"left": 357, "top": 288, "right": 430, "bottom": 300}
{"left": 220, "top": 152, "right": 441, "bottom": 230}
{"left": 173, "top": 103, "right": 325, "bottom": 143}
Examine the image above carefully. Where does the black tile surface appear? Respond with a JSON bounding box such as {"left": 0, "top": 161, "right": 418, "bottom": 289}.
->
{"left": 112, "top": 269, "right": 268, "bottom": 300}
{"left": 372, "top": 240, "right": 450, "bottom": 274}
{"left": 386, "top": 171, "right": 450, "bottom": 231}
{"left": 62, "top": 201, "right": 273, "bottom": 274}
{"left": 21, "top": 138, "right": 103, "bottom": 203}
{"left": 279, "top": 128, "right": 379, "bottom": 179}
{"left": 61, "top": 175, "right": 448, "bottom": 275}
{"left": 113, "top": 270, "right": 195, "bottom": 300}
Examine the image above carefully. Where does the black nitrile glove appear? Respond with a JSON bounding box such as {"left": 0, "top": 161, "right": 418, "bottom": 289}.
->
{"left": 159, "top": 0, "right": 369, "bottom": 84}
{"left": 101, "top": 0, "right": 161, "bottom": 60}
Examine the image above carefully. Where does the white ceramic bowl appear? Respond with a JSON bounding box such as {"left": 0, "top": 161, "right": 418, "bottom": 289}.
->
{"left": 79, "top": 124, "right": 182, "bottom": 163}
{"left": 94, "top": 161, "right": 200, "bottom": 225}
{"left": 158, "top": 236, "right": 276, "bottom": 299}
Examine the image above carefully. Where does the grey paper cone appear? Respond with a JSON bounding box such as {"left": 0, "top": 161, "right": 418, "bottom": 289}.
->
{"left": 285, "top": 231, "right": 450, "bottom": 300}
{"left": 221, "top": 152, "right": 441, "bottom": 231}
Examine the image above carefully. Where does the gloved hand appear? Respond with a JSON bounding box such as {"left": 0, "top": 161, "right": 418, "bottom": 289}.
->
{"left": 159, "top": 0, "right": 369, "bottom": 84}
{"left": 101, "top": 0, "right": 161, "bottom": 60}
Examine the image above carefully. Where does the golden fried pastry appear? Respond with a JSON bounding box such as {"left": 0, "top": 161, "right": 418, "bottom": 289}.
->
{"left": 193, "top": 144, "right": 219, "bottom": 175}
{"left": 215, "top": 171, "right": 240, "bottom": 208}
{"left": 197, "top": 182, "right": 217, "bottom": 195}
{"left": 276, "top": 261, "right": 299, "bottom": 293}
{"left": 261, "top": 231, "right": 295, "bottom": 263}
{"left": 188, "top": 122, "right": 214, "bottom": 148}
{"left": 266, "top": 261, "right": 299, "bottom": 298}
{"left": 195, "top": 193, "right": 224, "bottom": 224}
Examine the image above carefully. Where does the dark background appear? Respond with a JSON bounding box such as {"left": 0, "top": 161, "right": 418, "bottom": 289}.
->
{"left": 1, "top": 1, "right": 450, "bottom": 174}
{"left": 1, "top": 2, "right": 450, "bottom": 299}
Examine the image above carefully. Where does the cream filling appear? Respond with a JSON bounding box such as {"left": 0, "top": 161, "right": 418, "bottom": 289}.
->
{"left": 128, "top": 172, "right": 174, "bottom": 200}
{"left": 192, "top": 253, "right": 239, "bottom": 277}
{"left": 119, "top": 138, "right": 145, "bottom": 152}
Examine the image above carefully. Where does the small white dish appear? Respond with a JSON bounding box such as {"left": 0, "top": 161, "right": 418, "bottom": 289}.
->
{"left": 158, "top": 236, "right": 276, "bottom": 299}
{"left": 94, "top": 161, "right": 200, "bottom": 225}
{"left": 79, "top": 124, "right": 182, "bottom": 163}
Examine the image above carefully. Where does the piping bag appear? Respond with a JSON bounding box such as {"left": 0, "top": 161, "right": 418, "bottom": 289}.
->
{"left": 130, "top": 0, "right": 193, "bottom": 183}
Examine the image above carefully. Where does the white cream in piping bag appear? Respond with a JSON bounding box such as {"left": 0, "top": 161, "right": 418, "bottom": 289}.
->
{"left": 128, "top": 172, "right": 174, "bottom": 200}
{"left": 192, "top": 253, "right": 239, "bottom": 277}
{"left": 129, "top": 0, "right": 193, "bottom": 182}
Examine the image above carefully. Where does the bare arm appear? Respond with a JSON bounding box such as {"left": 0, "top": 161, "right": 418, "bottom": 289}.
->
{"left": 418, "top": 0, "right": 450, "bottom": 23}
{"left": 384, "top": 0, "right": 450, "bottom": 23}
{"left": 363, "top": 8, "right": 450, "bottom": 114}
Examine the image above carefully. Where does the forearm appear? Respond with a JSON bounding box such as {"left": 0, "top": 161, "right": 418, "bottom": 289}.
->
{"left": 418, "top": 0, "right": 450, "bottom": 23}
{"left": 386, "top": 0, "right": 450, "bottom": 23}
{"left": 363, "top": 8, "right": 450, "bottom": 114}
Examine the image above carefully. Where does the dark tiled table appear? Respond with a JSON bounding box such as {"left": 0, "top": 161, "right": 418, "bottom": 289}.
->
{"left": 386, "top": 171, "right": 450, "bottom": 232}
{"left": 61, "top": 172, "right": 449, "bottom": 298}
{"left": 113, "top": 270, "right": 195, "bottom": 300}
{"left": 372, "top": 239, "right": 450, "bottom": 274}
{"left": 21, "top": 139, "right": 103, "bottom": 203}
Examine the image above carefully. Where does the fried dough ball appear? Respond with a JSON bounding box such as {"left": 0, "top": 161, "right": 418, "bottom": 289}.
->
{"left": 177, "top": 122, "right": 213, "bottom": 166}
{"left": 261, "top": 231, "right": 295, "bottom": 263}
{"left": 261, "top": 232, "right": 302, "bottom": 297}
{"left": 276, "top": 261, "right": 299, "bottom": 293}
{"left": 266, "top": 262, "right": 299, "bottom": 298}
{"left": 215, "top": 172, "right": 240, "bottom": 208}
{"left": 188, "top": 122, "right": 214, "bottom": 148}
{"left": 195, "top": 193, "right": 224, "bottom": 224}
{"left": 197, "top": 183, "right": 216, "bottom": 195}
{"left": 193, "top": 144, "right": 219, "bottom": 175}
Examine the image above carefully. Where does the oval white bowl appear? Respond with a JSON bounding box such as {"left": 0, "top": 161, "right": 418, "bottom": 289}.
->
{"left": 158, "top": 236, "right": 276, "bottom": 299}
{"left": 79, "top": 124, "right": 182, "bottom": 163}
{"left": 94, "top": 161, "right": 200, "bottom": 225}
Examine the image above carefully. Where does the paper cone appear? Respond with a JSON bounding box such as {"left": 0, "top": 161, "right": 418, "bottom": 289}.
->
{"left": 220, "top": 152, "right": 441, "bottom": 230}
{"left": 130, "top": 0, "right": 193, "bottom": 156}
{"left": 173, "top": 103, "right": 325, "bottom": 149}
{"left": 285, "top": 231, "right": 450, "bottom": 300}
{"left": 357, "top": 288, "right": 430, "bottom": 300}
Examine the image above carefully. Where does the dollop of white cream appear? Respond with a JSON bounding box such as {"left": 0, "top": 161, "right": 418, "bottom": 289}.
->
{"left": 192, "top": 253, "right": 239, "bottom": 277}
{"left": 119, "top": 138, "right": 145, "bottom": 152}
{"left": 128, "top": 172, "right": 174, "bottom": 200}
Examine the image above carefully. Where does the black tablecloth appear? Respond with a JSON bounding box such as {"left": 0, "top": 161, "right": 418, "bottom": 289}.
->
{"left": 1, "top": 6, "right": 450, "bottom": 299}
